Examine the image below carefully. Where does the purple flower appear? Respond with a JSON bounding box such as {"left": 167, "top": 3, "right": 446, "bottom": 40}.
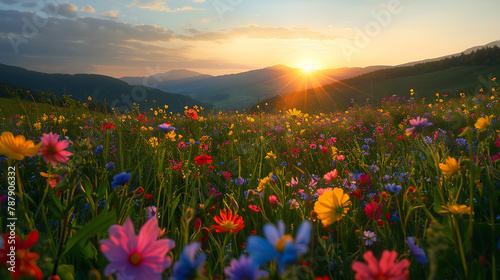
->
{"left": 406, "top": 117, "right": 433, "bottom": 134}
{"left": 95, "top": 145, "right": 103, "bottom": 155}
{"left": 406, "top": 237, "right": 428, "bottom": 263}
{"left": 363, "top": 231, "right": 376, "bottom": 246}
{"left": 158, "top": 123, "right": 175, "bottom": 133}
{"left": 146, "top": 206, "right": 159, "bottom": 219}
{"left": 224, "top": 256, "right": 268, "bottom": 280}
{"left": 385, "top": 183, "right": 402, "bottom": 194}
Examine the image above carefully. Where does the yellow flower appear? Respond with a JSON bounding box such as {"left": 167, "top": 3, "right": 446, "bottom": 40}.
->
{"left": 439, "top": 204, "right": 473, "bottom": 215}
{"left": 314, "top": 188, "right": 351, "bottom": 226}
{"left": 331, "top": 146, "right": 338, "bottom": 156}
{"left": 257, "top": 173, "right": 273, "bottom": 192}
{"left": 148, "top": 137, "right": 158, "bottom": 148}
{"left": 287, "top": 108, "right": 302, "bottom": 117}
{"left": 474, "top": 115, "right": 491, "bottom": 132}
{"left": 265, "top": 151, "right": 276, "bottom": 159}
{"left": 88, "top": 96, "right": 92, "bottom": 101}
{"left": 0, "top": 132, "right": 42, "bottom": 160}
{"left": 439, "top": 157, "right": 460, "bottom": 176}
{"left": 166, "top": 131, "right": 176, "bottom": 141}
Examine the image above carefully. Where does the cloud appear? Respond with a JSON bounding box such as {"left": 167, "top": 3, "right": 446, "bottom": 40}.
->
{"left": 193, "top": 0, "right": 205, "bottom": 2}
{"left": 0, "top": 0, "right": 18, "bottom": 4}
{"left": 100, "top": 10, "right": 119, "bottom": 19}
{"left": 57, "top": 3, "right": 78, "bottom": 18}
{"left": 81, "top": 5, "right": 96, "bottom": 13}
{"left": 184, "top": 27, "right": 202, "bottom": 34}
{"left": 176, "top": 24, "right": 337, "bottom": 41}
{"left": 128, "top": 0, "right": 203, "bottom": 12}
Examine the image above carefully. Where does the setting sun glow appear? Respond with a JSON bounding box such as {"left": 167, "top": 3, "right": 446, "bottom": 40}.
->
{"left": 299, "top": 64, "right": 316, "bottom": 73}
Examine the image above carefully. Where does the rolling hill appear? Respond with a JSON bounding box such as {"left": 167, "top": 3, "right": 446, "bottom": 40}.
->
{"left": 120, "top": 69, "right": 212, "bottom": 87}
{"left": 257, "top": 46, "right": 500, "bottom": 112}
{"left": 148, "top": 64, "right": 389, "bottom": 109}
{"left": 0, "top": 63, "right": 210, "bottom": 112}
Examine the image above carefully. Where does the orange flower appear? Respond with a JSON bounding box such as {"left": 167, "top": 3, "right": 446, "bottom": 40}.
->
{"left": 212, "top": 209, "right": 245, "bottom": 234}
{"left": 0, "top": 132, "right": 41, "bottom": 161}
{"left": 185, "top": 109, "right": 199, "bottom": 119}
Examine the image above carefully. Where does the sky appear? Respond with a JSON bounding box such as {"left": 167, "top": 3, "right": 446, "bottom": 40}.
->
{"left": 0, "top": 0, "right": 499, "bottom": 78}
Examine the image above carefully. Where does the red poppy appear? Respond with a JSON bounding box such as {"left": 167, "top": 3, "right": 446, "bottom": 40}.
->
{"left": 185, "top": 109, "right": 199, "bottom": 120}
{"left": 0, "top": 230, "right": 43, "bottom": 280}
{"left": 194, "top": 155, "right": 212, "bottom": 166}
{"left": 101, "top": 123, "right": 115, "bottom": 130}
{"left": 137, "top": 114, "right": 145, "bottom": 120}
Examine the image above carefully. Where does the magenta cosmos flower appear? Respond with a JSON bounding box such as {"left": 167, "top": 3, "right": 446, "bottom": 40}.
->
{"left": 352, "top": 250, "right": 409, "bottom": 280}
{"left": 100, "top": 217, "right": 175, "bottom": 280}
{"left": 406, "top": 116, "right": 433, "bottom": 134}
{"left": 38, "top": 132, "right": 72, "bottom": 166}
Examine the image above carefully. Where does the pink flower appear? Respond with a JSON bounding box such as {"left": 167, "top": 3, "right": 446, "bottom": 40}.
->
{"left": 323, "top": 170, "right": 338, "bottom": 182}
{"left": 336, "top": 155, "right": 345, "bottom": 161}
{"left": 100, "top": 217, "right": 175, "bottom": 280}
{"left": 268, "top": 195, "right": 279, "bottom": 208}
{"left": 376, "top": 127, "right": 384, "bottom": 134}
{"left": 38, "top": 132, "right": 72, "bottom": 167}
{"left": 352, "top": 250, "right": 409, "bottom": 280}
{"left": 316, "top": 187, "right": 332, "bottom": 196}
{"left": 248, "top": 205, "right": 262, "bottom": 212}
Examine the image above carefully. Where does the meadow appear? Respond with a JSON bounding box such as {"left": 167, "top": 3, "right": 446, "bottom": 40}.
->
{"left": 1, "top": 81, "right": 500, "bottom": 280}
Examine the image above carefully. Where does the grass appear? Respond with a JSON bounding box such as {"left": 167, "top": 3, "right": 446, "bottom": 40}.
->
{"left": 0, "top": 80, "right": 499, "bottom": 279}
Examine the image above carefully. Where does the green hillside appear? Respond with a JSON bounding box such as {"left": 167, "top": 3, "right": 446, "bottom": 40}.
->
{"left": 0, "top": 63, "right": 210, "bottom": 113}
{"left": 258, "top": 47, "right": 500, "bottom": 112}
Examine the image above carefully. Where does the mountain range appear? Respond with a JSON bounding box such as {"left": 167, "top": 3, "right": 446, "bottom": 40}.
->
{"left": 0, "top": 63, "right": 209, "bottom": 113}
{"left": 1, "top": 40, "right": 499, "bottom": 112}
{"left": 119, "top": 65, "right": 389, "bottom": 109}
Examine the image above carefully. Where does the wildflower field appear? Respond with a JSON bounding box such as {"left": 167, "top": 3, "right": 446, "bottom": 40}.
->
{"left": 1, "top": 83, "right": 500, "bottom": 280}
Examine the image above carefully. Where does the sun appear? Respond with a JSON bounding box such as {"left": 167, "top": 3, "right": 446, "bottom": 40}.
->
{"left": 299, "top": 64, "right": 316, "bottom": 73}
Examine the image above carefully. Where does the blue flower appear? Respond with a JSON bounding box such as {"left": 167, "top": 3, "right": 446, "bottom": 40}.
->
{"left": 111, "top": 172, "right": 131, "bottom": 188}
{"left": 246, "top": 220, "right": 311, "bottom": 272}
{"left": 94, "top": 145, "right": 103, "bottom": 155}
{"left": 406, "top": 237, "right": 428, "bottom": 263}
{"left": 224, "top": 256, "right": 268, "bottom": 280}
{"left": 385, "top": 183, "right": 402, "bottom": 194}
{"left": 158, "top": 123, "right": 175, "bottom": 133}
{"left": 171, "top": 242, "right": 206, "bottom": 280}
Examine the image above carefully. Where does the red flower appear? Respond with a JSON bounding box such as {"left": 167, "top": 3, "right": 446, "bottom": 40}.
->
{"left": 0, "top": 230, "right": 43, "bottom": 280}
{"left": 358, "top": 173, "right": 372, "bottom": 187}
{"left": 137, "top": 114, "right": 145, "bottom": 120}
{"left": 185, "top": 109, "right": 199, "bottom": 120}
{"left": 315, "top": 277, "right": 330, "bottom": 280}
{"left": 101, "top": 123, "right": 115, "bottom": 130}
{"left": 222, "top": 171, "right": 232, "bottom": 180}
{"left": 194, "top": 155, "right": 212, "bottom": 166}
{"left": 365, "top": 201, "right": 383, "bottom": 219}
{"left": 211, "top": 209, "right": 245, "bottom": 234}
{"left": 248, "top": 205, "right": 262, "bottom": 212}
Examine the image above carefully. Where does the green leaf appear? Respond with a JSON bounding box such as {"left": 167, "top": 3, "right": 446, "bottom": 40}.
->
{"left": 62, "top": 209, "right": 117, "bottom": 256}
{"left": 48, "top": 187, "right": 63, "bottom": 219}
